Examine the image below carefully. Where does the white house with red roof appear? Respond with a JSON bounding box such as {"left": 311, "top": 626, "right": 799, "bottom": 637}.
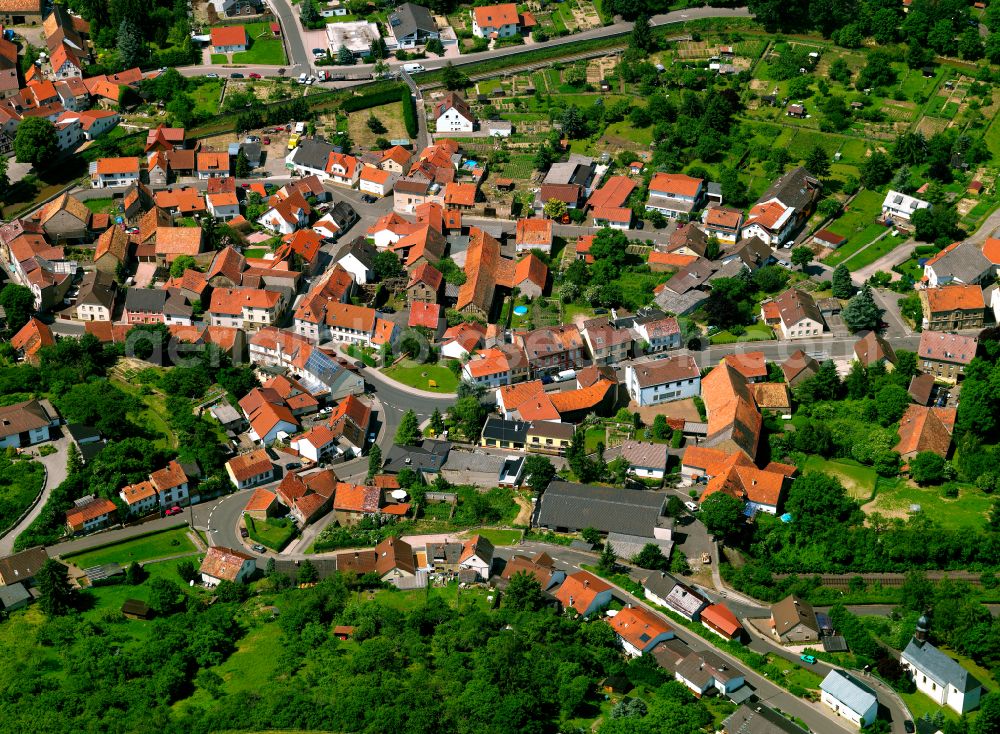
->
{"left": 471, "top": 2, "right": 520, "bottom": 38}
{"left": 646, "top": 173, "right": 704, "bottom": 218}
{"left": 210, "top": 26, "right": 249, "bottom": 53}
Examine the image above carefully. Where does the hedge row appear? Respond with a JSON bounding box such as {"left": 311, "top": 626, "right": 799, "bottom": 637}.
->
{"left": 341, "top": 84, "right": 408, "bottom": 113}
{"left": 401, "top": 89, "right": 418, "bottom": 138}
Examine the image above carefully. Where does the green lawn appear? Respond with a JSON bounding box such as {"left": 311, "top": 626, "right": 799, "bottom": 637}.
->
{"left": 245, "top": 514, "right": 296, "bottom": 551}
{"left": 232, "top": 22, "right": 287, "bottom": 65}
{"left": 373, "top": 581, "right": 493, "bottom": 613}
{"left": 803, "top": 456, "right": 876, "bottom": 501}
{"left": 710, "top": 323, "right": 775, "bottom": 344}
{"left": 243, "top": 247, "right": 268, "bottom": 258}
{"left": 63, "top": 525, "right": 196, "bottom": 569}
{"left": 842, "top": 232, "right": 907, "bottom": 271}
{"left": 210, "top": 53, "right": 228, "bottom": 64}
{"left": 383, "top": 360, "right": 459, "bottom": 393}
{"left": 188, "top": 79, "right": 224, "bottom": 118}
{"left": 0, "top": 455, "right": 44, "bottom": 534}
{"left": 110, "top": 377, "right": 178, "bottom": 449}
{"left": 585, "top": 426, "right": 606, "bottom": 453}
{"left": 562, "top": 302, "right": 595, "bottom": 323}
{"left": 79, "top": 557, "right": 199, "bottom": 629}
{"left": 864, "top": 479, "right": 993, "bottom": 531}
{"left": 83, "top": 197, "right": 114, "bottom": 214}
{"left": 475, "top": 528, "right": 523, "bottom": 546}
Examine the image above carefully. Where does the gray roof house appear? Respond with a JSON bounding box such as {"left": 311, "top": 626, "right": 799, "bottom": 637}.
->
{"left": 288, "top": 137, "right": 337, "bottom": 177}
{"left": 901, "top": 633, "right": 983, "bottom": 714}
{"left": 0, "top": 546, "right": 49, "bottom": 586}
{"left": 535, "top": 480, "right": 666, "bottom": 536}
{"left": 663, "top": 580, "right": 709, "bottom": 620}
{"left": 723, "top": 704, "right": 809, "bottom": 734}
{"left": 386, "top": 2, "right": 439, "bottom": 48}
{"left": 925, "top": 240, "right": 993, "bottom": 288}
{"left": 383, "top": 439, "right": 452, "bottom": 476}
{"left": 607, "top": 532, "right": 673, "bottom": 564}
{"left": 329, "top": 201, "right": 359, "bottom": 232}
{"left": 819, "top": 670, "right": 878, "bottom": 727}
{"left": 124, "top": 287, "right": 167, "bottom": 315}
{"left": 0, "top": 582, "right": 31, "bottom": 612}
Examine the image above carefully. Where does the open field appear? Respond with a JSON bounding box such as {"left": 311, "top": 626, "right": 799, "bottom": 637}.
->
{"left": 474, "top": 528, "right": 523, "bottom": 546}
{"left": 110, "top": 375, "right": 179, "bottom": 449}
{"left": 231, "top": 23, "right": 287, "bottom": 65}
{"left": 347, "top": 101, "right": 407, "bottom": 149}
{"left": 863, "top": 479, "right": 992, "bottom": 531}
{"left": 63, "top": 525, "right": 196, "bottom": 568}
{"left": 382, "top": 360, "right": 459, "bottom": 393}
{"left": 803, "top": 456, "right": 876, "bottom": 501}
{"left": 0, "top": 456, "right": 44, "bottom": 534}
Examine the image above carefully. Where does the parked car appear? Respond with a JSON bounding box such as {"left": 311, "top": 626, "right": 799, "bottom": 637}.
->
{"left": 312, "top": 47, "right": 325, "bottom": 55}
{"left": 248, "top": 72, "right": 261, "bottom": 79}
{"left": 240, "top": 528, "right": 249, "bottom": 538}
{"left": 246, "top": 135, "right": 260, "bottom": 143}
{"left": 799, "top": 654, "right": 817, "bottom": 664}
{"left": 165, "top": 506, "right": 183, "bottom": 516}
{"left": 262, "top": 137, "right": 270, "bottom": 145}
{"left": 286, "top": 462, "right": 301, "bottom": 470}
{"left": 903, "top": 721, "right": 915, "bottom": 734}
{"left": 230, "top": 72, "right": 244, "bottom": 78}
{"left": 361, "top": 194, "right": 377, "bottom": 203}
{"left": 206, "top": 73, "right": 218, "bottom": 78}
{"left": 251, "top": 544, "right": 267, "bottom": 553}
{"left": 684, "top": 501, "right": 700, "bottom": 513}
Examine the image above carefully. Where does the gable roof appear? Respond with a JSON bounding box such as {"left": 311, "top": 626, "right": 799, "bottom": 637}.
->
{"left": 701, "top": 602, "right": 743, "bottom": 638}
{"left": 374, "top": 536, "right": 415, "bottom": 576}
{"left": 554, "top": 570, "right": 611, "bottom": 614}
{"left": 902, "top": 638, "right": 982, "bottom": 693}
{"left": 649, "top": 172, "right": 702, "bottom": 197}
{"left": 925, "top": 284, "right": 985, "bottom": 313}
{"left": 473, "top": 2, "right": 519, "bottom": 27}
{"left": 820, "top": 670, "right": 877, "bottom": 718}
{"left": 771, "top": 595, "right": 818, "bottom": 636}
{"left": 781, "top": 349, "right": 820, "bottom": 384}
{"left": 226, "top": 448, "right": 273, "bottom": 482}
{"left": 210, "top": 25, "right": 248, "bottom": 47}
{"left": 918, "top": 331, "right": 978, "bottom": 365}
{"left": 926, "top": 240, "right": 991, "bottom": 283}
{"left": 854, "top": 330, "right": 897, "bottom": 366}
{"left": 536, "top": 480, "right": 665, "bottom": 536}
{"left": 771, "top": 288, "right": 822, "bottom": 328}
{"left": 199, "top": 546, "right": 254, "bottom": 582}
{"left": 609, "top": 605, "right": 671, "bottom": 649}
{"left": 895, "top": 404, "right": 956, "bottom": 458}
{"left": 11, "top": 318, "right": 54, "bottom": 359}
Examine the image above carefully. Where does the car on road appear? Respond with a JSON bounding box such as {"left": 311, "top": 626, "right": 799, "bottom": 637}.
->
{"left": 799, "top": 654, "right": 817, "bottom": 664}
{"left": 240, "top": 528, "right": 249, "bottom": 538}
{"left": 368, "top": 431, "right": 377, "bottom": 442}
{"left": 286, "top": 462, "right": 301, "bottom": 470}
{"left": 165, "top": 506, "right": 183, "bottom": 516}
{"left": 361, "top": 194, "right": 377, "bottom": 203}
{"left": 249, "top": 72, "right": 261, "bottom": 79}
{"left": 246, "top": 135, "right": 260, "bottom": 143}
{"left": 230, "top": 72, "right": 244, "bottom": 78}
{"left": 312, "top": 48, "right": 325, "bottom": 55}
{"left": 903, "top": 721, "right": 915, "bottom": 734}
{"left": 251, "top": 544, "right": 267, "bottom": 553}
{"left": 684, "top": 501, "right": 700, "bottom": 512}
{"left": 402, "top": 63, "right": 425, "bottom": 73}
{"left": 206, "top": 73, "right": 218, "bottom": 78}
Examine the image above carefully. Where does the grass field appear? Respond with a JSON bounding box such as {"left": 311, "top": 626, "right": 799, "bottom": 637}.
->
{"left": 83, "top": 197, "right": 114, "bottom": 214}
{"left": 80, "top": 557, "right": 199, "bottom": 628}
{"left": 710, "top": 323, "right": 775, "bottom": 344}
{"left": 585, "top": 426, "right": 606, "bottom": 453}
{"left": 803, "top": 456, "right": 876, "bottom": 500}
{"left": 231, "top": 23, "right": 287, "bottom": 65}
{"left": 349, "top": 101, "right": 407, "bottom": 148}
{"left": 245, "top": 514, "right": 296, "bottom": 551}
{"left": 188, "top": 79, "right": 224, "bottom": 118}
{"left": 474, "top": 528, "right": 523, "bottom": 545}
{"left": 864, "top": 479, "right": 992, "bottom": 530}
{"left": 110, "top": 377, "right": 178, "bottom": 449}
{"left": 63, "top": 525, "right": 196, "bottom": 569}
{"left": 211, "top": 53, "right": 228, "bottom": 64}
{"left": 373, "top": 581, "right": 493, "bottom": 613}
{"left": 0, "top": 455, "right": 44, "bottom": 534}
{"left": 842, "top": 232, "right": 907, "bottom": 271}
{"left": 383, "top": 360, "right": 459, "bottom": 393}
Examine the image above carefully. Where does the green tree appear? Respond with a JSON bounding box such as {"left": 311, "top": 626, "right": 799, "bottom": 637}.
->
{"left": 169, "top": 254, "right": 197, "bottom": 278}
{"left": 373, "top": 250, "right": 402, "bottom": 281}
{"left": 14, "top": 117, "right": 58, "bottom": 167}
{"left": 842, "top": 285, "right": 884, "bottom": 333}
{"left": 523, "top": 454, "right": 556, "bottom": 492}
{"left": 298, "top": 559, "right": 319, "bottom": 584}
{"left": 233, "top": 149, "right": 251, "bottom": 178}
{"left": 394, "top": 409, "right": 421, "bottom": 446}
{"left": 336, "top": 45, "right": 355, "bottom": 65}
{"left": 448, "top": 396, "right": 486, "bottom": 439}
{"left": 148, "top": 577, "right": 183, "bottom": 615}
{"left": 0, "top": 283, "right": 35, "bottom": 333}
{"left": 37, "top": 559, "right": 74, "bottom": 616}
{"left": 630, "top": 13, "right": 653, "bottom": 53}
{"left": 366, "top": 444, "right": 382, "bottom": 482}
{"left": 125, "top": 561, "right": 144, "bottom": 585}
{"left": 533, "top": 143, "right": 554, "bottom": 172}
{"left": 700, "top": 493, "right": 744, "bottom": 538}
{"left": 874, "top": 384, "right": 912, "bottom": 426}
{"left": 543, "top": 198, "right": 568, "bottom": 220}
{"left": 651, "top": 415, "right": 670, "bottom": 440}
{"left": 598, "top": 540, "right": 617, "bottom": 573}
{"left": 790, "top": 246, "right": 813, "bottom": 271}
{"left": 425, "top": 37, "right": 444, "bottom": 55}
{"left": 631, "top": 543, "right": 668, "bottom": 570}
{"left": 860, "top": 151, "right": 893, "bottom": 188}
{"left": 971, "top": 692, "right": 1000, "bottom": 734}
{"left": 117, "top": 18, "right": 145, "bottom": 68}
{"left": 832, "top": 264, "right": 854, "bottom": 298}
{"left": 503, "top": 571, "right": 544, "bottom": 611}
{"left": 804, "top": 145, "right": 830, "bottom": 177}
{"left": 429, "top": 408, "right": 445, "bottom": 435}
{"left": 441, "top": 62, "right": 467, "bottom": 90}
{"left": 909, "top": 451, "right": 948, "bottom": 485}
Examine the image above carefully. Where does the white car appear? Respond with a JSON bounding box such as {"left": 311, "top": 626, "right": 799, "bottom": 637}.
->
{"left": 685, "top": 501, "right": 700, "bottom": 513}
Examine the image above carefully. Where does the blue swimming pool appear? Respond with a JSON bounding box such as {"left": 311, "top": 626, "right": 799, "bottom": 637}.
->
{"left": 513, "top": 305, "right": 529, "bottom": 316}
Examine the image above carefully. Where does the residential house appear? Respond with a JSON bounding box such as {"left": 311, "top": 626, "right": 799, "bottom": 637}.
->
{"left": 471, "top": 2, "right": 520, "bottom": 38}
{"left": 118, "top": 480, "right": 158, "bottom": 515}
{"left": 65, "top": 495, "right": 117, "bottom": 535}
{"left": 882, "top": 190, "right": 930, "bottom": 222}
{"left": 225, "top": 448, "right": 275, "bottom": 489}
{"left": 0, "top": 546, "right": 49, "bottom": 587}
{"left": 696, "top": 449, "right": 791, "bottom": 515}
{"left": 515, "top": 218, "right": 553, "bottom": 253}
{"left": 625, "top": 355, "right": 701, "bottom": 407}
{"left": 210, "top": 25, "right": 248, "bottom": 53}
{"left": 701, "top": 205, "right": 743, "bottom": 243}
{"left": 701, "top": 602, "right": 744, "bottom": 642}
{"left": 150, "top": 460, "right": 189, "bottom": 508}
{"left": 359, "top": 166, "right": 398, "bottom": 197}
{"left": 207, "top": 191, "right": 240, "bottom": 221}
{"left": 0, "top": 399, "right": 59, "bottom": 449}
{"left": 92, "top": 157, "right": 140, "bottom": 188}
{"left": 277, "top": 470, "right": 337, "bottom": 525}
{"left": 646, "top": 173, "right": 704, "bottom": 218}
{"left": 209, "top": 287, "right": 284, "bottom": 332}
{"left": 248, "top": 327, "right": 364, "bottom": 400}
{"left": 741, "top": 167, "right": 821, "bottom": 246}
{"left": 901, "top": 620, "right": 983, "bottom": 714}
{"left": 374, "top": 536, "right": 416, "bottom": 581}
{"left": 38, "top": 192, "right": 90, "bottom": 242}
{"left": 554, "top": 570, "right": 613, "bottom": 616}
{"left": 619, "top": 440, "right": 668, "bottom": 480}
{"left": 675, "top": 649, "right": 746, "bottom": 697}
{"left": 895, "top": 404, "right": 957, "bottom": 461}
{"left": 812, "top": 228, "right": 846, "bottom": 249}
{"left": 327, "top": 152, "right": 360, "bottom": 188}
{"left": 74, "top": 269, "right": 116, "bottom": 322}
{"left": 258, "top": 193, "right": 310, "bottom": 234}
{"left": 379, "top": 145, "right": 412, "bottom": 175}
{"left": 587, "top": 175, "right": 636, "bottom": 214}
{"left": 820, "top": 670, "right": 878, "bottom": 727}
{"left": 780, "top": 349, "right": 820, "bottom": 387}
{"left": 458, "top": 535, "right": 494, "bottom": 580}
{"left": 721, "top": 352, "right": 768, "bottom": 383}
{"left": 462, "top": 345, "right": 530, "bottom": 387}
{"left": 145, "top": 125, "right": 185, "bottom": 153}
{"left": 199, "top": 546, "right": 256, "bottom": 586}
{"left": 385, "top": 2, "right": 439, "bottom": 48}
{"left": 434, "top": 92, "right": 475, "bottom": 132}
{"left": 536, "top": 183, "right": 582, "bottom": 215}
{"left": 10, "top": 319, "right": 54, "bottom": 364}
{"left": 770, "top": 595, "right": 820, "bottom": 644}
{"left": 518, "top": 324, "right": 586, "bottom": 376}
{"left": 154, "top": 227, "right": 203, "bottom": 266}
{"left": 924, "top": 240, "right": 993, "bottom": 287}
{"left": 456, "top": 227, "right": 506, "bottom": 319}
{"left": 632, "top": 313, "right": 681, "bottom": 353}
{"left": 335, "top": 237, "right": 377, "bottom": 285}
{"left": 582, "top": 319, "right": 634, "bottom": 365}
{"left": 921, "top": 284, "right": 985, "bottom": 331}
{"left": 722, "top": 705, "right": 810, "bottom": 734}
{"left": 917, "top": 331, "right": 978, "bottom": 381}
{"left": 764, "top": 288, "right": 824, "bottom": 340}
{"left": 500, "top": 552, "right": 565, "bottom": 590}
{"left": 196, "top": 151, "right": 229, "bottom": 179}
{"left": 609, "top": 605, "right": 674, "bottom": 657}
{"left": 123, "top": 288, "right": 167, "bottom": 325}
{"left": 244, "top": 489, "right": 278, "bottom": 521}
{"left": 407, "top": 261, "right": 444, "bottom": 304}
{"left": 525, "top": 420, "right": 574, "bottom": 456}
{"left": 332, "top": 481, "right": 380, "bottom": 526}
{"left": 239, "top": 387, "right": 299, "bottom": 445}
{"left": 535, "top": 480, "right": 666, "bottom": 536}
{"left": 854, "top": 330, "right": 897, "bottom": 368}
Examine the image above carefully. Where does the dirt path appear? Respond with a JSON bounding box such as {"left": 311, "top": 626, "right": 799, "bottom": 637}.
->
{"left": 513, "top": 495, "right": 533, "bottom": 526}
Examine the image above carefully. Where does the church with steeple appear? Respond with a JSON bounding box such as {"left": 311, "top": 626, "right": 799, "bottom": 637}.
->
{"left": 900, "top": 614, "right": 983, "bottom": 715}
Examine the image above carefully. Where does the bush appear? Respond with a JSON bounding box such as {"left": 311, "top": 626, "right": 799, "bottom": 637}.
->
{"left": 341, "top": 85, "right": 408, "bottom": 113}
{"left": 401, "top": 88, "right": 418, "bottom": 138}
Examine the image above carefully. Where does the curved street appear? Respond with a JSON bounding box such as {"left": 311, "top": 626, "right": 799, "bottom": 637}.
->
{"left": 0, "top": 435, "right": 70, "bottom": 556}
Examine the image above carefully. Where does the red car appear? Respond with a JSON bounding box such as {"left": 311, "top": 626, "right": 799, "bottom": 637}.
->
{"left": 249, "top": 73, "right": 261, "bottom": 79}
{"left": 262, "top": 137, "right": 270, "bottom": 145}
{"left": 165, "top": 506, "right": 182, "bottom": 516}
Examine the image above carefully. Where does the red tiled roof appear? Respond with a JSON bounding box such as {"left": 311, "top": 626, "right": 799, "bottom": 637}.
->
{"left": 408, "top": 301, "right": 440, "bottom": 330}
{"left": 210, "top": 25, "right": 247, "bottom": 47}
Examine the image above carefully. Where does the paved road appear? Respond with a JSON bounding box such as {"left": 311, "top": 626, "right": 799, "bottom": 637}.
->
{"left": 696, "top": 334, "right": 923, "bottom": 369}
{"left": 0, "top": 435, "right": 71, "bottom": 556}
{"left": 177, "top": 6, "right": 751, "bottom": 81}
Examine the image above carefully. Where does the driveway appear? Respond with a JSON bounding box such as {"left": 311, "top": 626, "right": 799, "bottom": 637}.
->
{"left": 851, "top": 241, "right": 915, "bottom": 285}
{"left": 0, "top": 434, "right": 71, "bottom": 556}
